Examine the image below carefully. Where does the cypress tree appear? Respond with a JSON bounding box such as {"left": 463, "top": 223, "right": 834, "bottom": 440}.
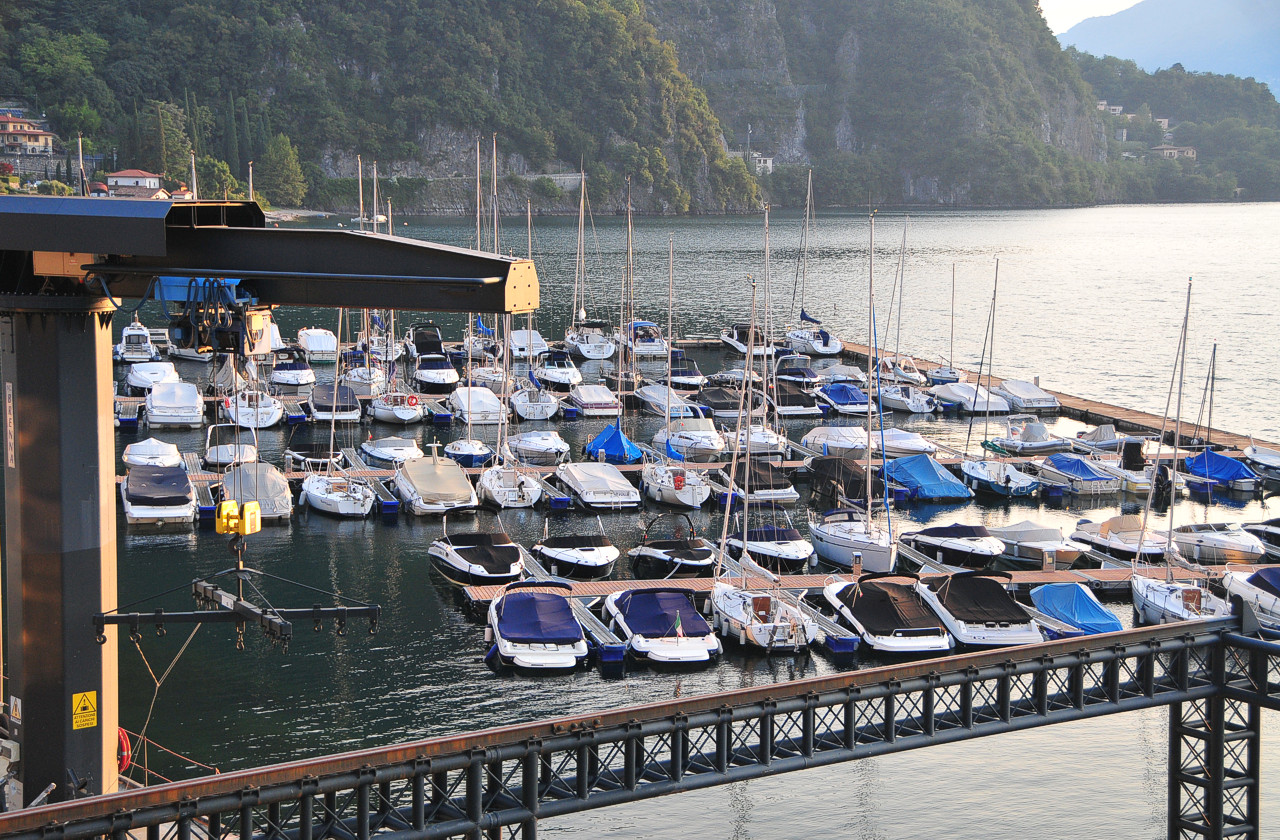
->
{"left": 224, "top": 92, "right": 240, "bottom": 175}
{"left": 239, "top": 100, "right": 251, "bottom": 174}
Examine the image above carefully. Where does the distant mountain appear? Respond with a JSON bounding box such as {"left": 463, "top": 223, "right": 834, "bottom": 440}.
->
{"left": 1059, "top": 0, "right": 1280, "bottom": 90}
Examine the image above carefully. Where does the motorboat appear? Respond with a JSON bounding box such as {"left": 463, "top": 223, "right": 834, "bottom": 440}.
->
{"left": 338, "top": 361, "right": 387, "bottom": 398}
{"left": 469, "top": 359, "right": 513, "bottom": 393}
{"left": 370, "top": 391, "right": 425, "bottom": 424}
{"left": 358, "top": 328, "right": 404, "bottom": 364}
{"left": 987, "top": 520, "right": 1089, "bottom": 571}
{"left": 604, "top": 588, "right": 721, "bottom": 665}
{"left": 808, "top": 508, "right": 895, "bottom": 572}
{"left": 555, "top": 461, "right": 640, "bottom": 509}
{"left": 802, "top": 426, "right": 868, "bottom": 458}
{"left": 929, "top": 382, "right": 1009, "bottom": 414}
{"left": 361, "top": 436, "right": 424, "bottom": 465}
{"left": 125, "top": 361, "right": 181, "bottom": 395}
{"left": 1029, "top": 583, "right": 1122, "bottom": 636}
{"left": 822, "top": 573, "right": 952, "bottom": 654}
{"left": 652, "top": 416, "right": 727, "bottom": 463}
{"left": 628, "top": 513, "right": 718, "bottom": 578}
{"left": 706, "top": 366, "right": 763, "bottom": 389}
{"left": 203, "top": 424, "right": 258, "bottom": 469}
{"left": 403, "top": 322, "right": 445, "bottom": 359}
{"left": 959, "top": 459, "right": 1040, "bottom": 498}
{"left": 297, "top": 327, "right": 338, "bottom": 363}
{"left": 773, "top": 353, "right": 821, "bottom": 389}
{"left": 727, "top": 459, "right": 799, "bottom": 504}
{"left": 219, "top": 462, "right": 293, "bottom": 521}
{"left": 926, "top": 365, "right": 963, "bottom": 386}
{"left": 1074, "top": 424, "right": 1124, "bottom": 452}
{"left": 284, "top": 444, "right": 345, "bottom": 472}
{"left": 222, "top": 389, "right": 283, "bottom": 429}
{"left": 1243, "top": 440, "right": 1280, "bottom": 483}
{"left": 119, "top": 465, "right": 196, "bottom": 526}
{"left": 507, "top": 430, "right": 571, "bottom": 466}
{"left": 768, "top": 380, "right": 823, "bottom": 417}
{"left": 532, "top": 350, "right": 582, "bottom": 391}
{"left": 476, "top": 457, "right": 542, "bottom": 509}
{"left": 510, "top": 383, "right": 561, "bottom": 421}
{"left": 145, "top": 381, "right": 204, "bottom": 429}
{"left": 808, "top": 455, "right": 885, "bottom": 505}
{"left": 870, "top": 428, "right": 937, "bottom": 459}
{"left": 990, "top": 379, "right": 1060, "bottom": 412}
{"left": 565, "top": 320, "right": 617, "bottom": 360}
{"left": 269, "top": 347, "right": 316, "bottom": 387}
{"left": 898, "top": 524, "right": 1007, "bottom": 572}
{"left": 1221, "top": 567, "right": 1280, "bottom": 629}
{"left": 394, "top": 450, "right": 478, "bottom": 515}
{"left": 568, "top": 384, "right": 622, "bottom": 417}
{"left": 412, "top": 353, "right": 460, "bottom": 395}
{"left": 300, "top": 470, "right": 376, "bottom": 518}
{"left": 1243, "top": 519, "right": 1280, "bottom": 559}
{"left": 882, "top": 454, "right": 974, "bottom": 502}
{"left": 989, "top": 415, "right": 1067, "bottom": 455}
{"left": 1071, "top": 515, "right": 1168, "bottom": 563}
{"left": 208, "top": 355, "right": 248, "bottom": 396}
{"left": 875, "top": 356, "right": 927, "bottom": 386}
{"left": 308, "top": 384, "right": 363, "bottom": 424}
{"left": 486, "top": 581, "right": 589, "bottom": 672}
{"left": 659, "top": 350, "right": 707, "bottom": 393}
{"left": 428, "top": 529, "right": 526, "bottom": 586}
{"left": 114, "top": 316, "right": 161, "bottom": 363}
{"left": 123, "top": 437, "right": 182, "bottom": 468}
{"left": 710, "top": 579, "right": 819, "bottom": 652}
{"left": 1035, "top": 453, "right": 1121, "bottom": 495}
{"left": 1131, "top": 575, "right": 1231, "bottom": 625}
{"left": 620, "top": 321, "right": 669, "bottom": 357}
{"left": 915, "top": 571, "right": 1043, "bottom": 648}
{"left": 1088, "top": 443, "right": 1154, "bottom": 494}
{"left": 816, "top": 383, "right": 876, "bottom": 416}
{"left": 878, "top": 384, "right": 937, "bottom": 414}
{"left": 508, "top": 329, "right": 550, "bottom": 361}
{"left": 785, "top": 322, "right": 841, "bottom": 356}
{"left": 719, "top": 323, "right": 772, "bottom": 356}
{"left": 635, "top": 383, "right": 699, "bottom": 418}
{"left": 818, "top": 363, "right": 868, "bottom": 387}
{"left": 532, "top": 519, "right": 619, "bottom": 580}
{"left": 724, "top": 505, "right": 814, "bottom": 574}
{"left": 447, "top": 386, "right": 507, "bottom": 425}
{"left": 731, "top": 424, "right": 789, "bottom": 457}
{"left": 1172, "top": 523, "right": 1267, "bottom": 565}
{"left": 582, "top": 422, "right": 643, "bottom": 465}
{"left": 1184, "top": 449, "right": 1261, "bottom": 493}
{"left": 642, "top": 459, "right": 712, "bottom": 508}
{"left": 693, "top": 386, "right": 766, "bottom": 420}
{"left": 167, "top": 336, "right": 212, "bottom": 362}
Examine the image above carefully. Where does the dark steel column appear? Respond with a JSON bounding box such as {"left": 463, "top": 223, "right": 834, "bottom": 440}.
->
{"left": 0, "top": 295, "right": 119, "bottom": 804}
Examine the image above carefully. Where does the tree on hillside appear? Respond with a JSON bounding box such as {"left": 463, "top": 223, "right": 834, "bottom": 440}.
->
{"left": 195, "top": 155, "right": 242, "bottom": 200}
{"left": 138, "top": 101, "right": 192, "bottom": 181}
{"left": 256, "top": 133, "right": 306, "bottom": 206}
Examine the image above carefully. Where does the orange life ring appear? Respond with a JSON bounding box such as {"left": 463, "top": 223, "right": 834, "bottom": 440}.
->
{"left": 117, "top": 727, "right": 132, "bottom": 774}
{"left": 407, "top": 395, "right": 419, "bottom": 407}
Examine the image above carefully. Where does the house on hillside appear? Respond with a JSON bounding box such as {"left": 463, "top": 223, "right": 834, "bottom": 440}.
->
{"left": 1152, "top": 145, "right": 1197, "bottom": 160}
{"left": 170, "top": 183, "right": 194, "bottom": 200}
{"left": 106, "top": 169, "right": 170, "bottom": 199}
{"left": 1, "top": 110, "right": 57, "bottom": 156}
{"left": 88, "top": 181, "right": 108, "bottom": 197}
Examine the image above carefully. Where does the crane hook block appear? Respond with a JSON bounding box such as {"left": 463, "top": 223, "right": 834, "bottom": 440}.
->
{"left": 216, "top": 500, "right": 262, "bottom": 536}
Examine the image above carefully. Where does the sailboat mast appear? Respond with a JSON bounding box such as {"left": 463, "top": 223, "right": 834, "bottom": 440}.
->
{"left": 866, "top": 212, "right": 876, "bottom": 511}
{"left": 800, "top": 170, "right": 811, "bottom": 318}
{"left": 625, "top": 177, "right": 634, "bottom": 385}
{"left": 491, "top": 134, "right": 499, "bottom": 254}
{"left": 763, "top": 205, "right": 771, "bottom": 357}
{"left": 893, "top": 220, "right": 907, "bottom": 363}
{"left": 475, "top": 139, "right": 482, "bottom": 250}
{"left": 950, "top": 263, "right": 956, "bottom": 368}
{"left": 372, "top": 161, "right": 379, "bottom": 234}
{"left": 326, "top": 307, "right": 343, "bottom": 472}
{"left": 574, "top": 171, "right": 586, "bottom": 326}
{"left": 665, "top": 235, "right": 674, "bottom": 421}
{"left": 357, "top": 154, "right": 365, "bottom": 231}
{"left": 1167, "top": 281, "right": 1193, "bottom": 563}
{"left": 982, "top": 260, "right": 999, "bottom": 444}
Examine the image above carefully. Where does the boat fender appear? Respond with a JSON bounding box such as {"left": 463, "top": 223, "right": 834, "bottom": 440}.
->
{"left": 408, "top": 395, "right": 418, "bottom": 406}
{"left": 484, "top": 626, "right": 494, "bottom": 643}
{"left": 117, "top": 727, "right": 132, "bottom": 774}
{"left": 739, "top": 626, "right": 747, "bottom": 647}
{"left": 673, "top": 473, "right": 685, "bottom": 491}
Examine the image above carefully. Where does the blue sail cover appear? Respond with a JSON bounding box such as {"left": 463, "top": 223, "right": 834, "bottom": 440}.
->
{"left": 1030, "top": 583, "right": 1123, "bottom": 635}
{"left": 615, "top": 589, "right": 711, "bottom": 637}
{"left": 1246, "top": 566, "right": 1280, "bottom": 599}
{"left": 800, "top": 309, "right": 821, "bottom": 325}
{"left": 1184, "top": 449, "right": 1258, "bottom": 484}
{"left": 1044, "top": 453, "right": 1111, "bottom": 482}
{"left": 820, "top": 383, "right": 868, "bottom": 405}
{"left": 496, "top": 592, "right": 584, "bottom": 645}
{"left": 475, "top": 316, "right": 495, "bottom": 338}
{"left": 583, "top": 422, "right": 643, "bottom": 465}
{"left": 882, "top": 454, "right": 974, "bottom": 500}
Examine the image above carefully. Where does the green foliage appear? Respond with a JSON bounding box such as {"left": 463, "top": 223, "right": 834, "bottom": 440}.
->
{"left": 255, "top": 133, "right": 307, "bottom": 206}
{"left": 195, "top": 155, "right": 242, "bottom": 200}
{"left": 531, "top": 177, "right": 564, "bottom": 201}
{"left": 36, "top": 179, "right": 73, "bottom": 195}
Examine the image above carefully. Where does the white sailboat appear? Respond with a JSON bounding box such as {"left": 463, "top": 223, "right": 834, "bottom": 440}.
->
{"left": 785, "top": 171, "right": 841, "bottom": 356}
{"left": 565, "top": 172, "right": 617, "bottom": 360}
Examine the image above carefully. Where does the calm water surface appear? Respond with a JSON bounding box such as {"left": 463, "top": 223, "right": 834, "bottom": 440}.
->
{"left": 116, "top": 204, "right": 1280, "bottom": 838}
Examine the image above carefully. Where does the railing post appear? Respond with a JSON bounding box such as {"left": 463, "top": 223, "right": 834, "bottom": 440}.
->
{"left": 1034, "top": 657, "right": 1049, "bottom": 717}
{"left": 671, "top": 714, "right": 688, "bottom": 780}
{"left": 961, "top": 667, "right": 976, "bottom": 729}
{"left": 267, "top": 802, "right": 281, "bottom": 840}
{"left": 239, "top": 788, "right": 257, "bottom": 840}
{"left": 625, "top": 722, "right": 642, "bottom": 790}
{"left": 1142, "top": 642, "right": 1157, "bottom": 698}
{"left": 299, "top": 783, "right": 314, "bottom": 840}
{"left": 923, "top": 673, "right": 938, "bottom": 737}
{"left": 485, "top": 755, "right": 503, "bottom": 840}
{"left": 715, "top": 708, "right": 730, "bottom": 774}
{"left": 522, "top": 738, "right": 542, "bottom": 839}
{"left": 466, "top": 749, "right": 485, "bottom": 840}
{"left": 576, "top": 738, "right": 590, "bottom": 799}
{"left": 411, "top": 761, "right": 427, "bottom": 831}
{"left": 758, "top": 703, "right": 774, "bottom": 765}
{"left": 998, "top": 663, "right": 1013, "bottom": 723}
{"left": 802, "top": 693, "right": 816, "bottom": 758}
{"left": 356, "top": 768, "right": 372, "bottom": 840}
{"left": 843, "top": 688, "right": 858, "bottom": 749}
{"left": 883, "top": 686, "right": 897, "bottom": 745}
{"left": 206, "top": 813, "right": 222, "bottom": 840}
{"left": 1105, "top": 645, "right": 1122, "bottom": 703}
{"left": 1070, "top": 655, "right": 1085, "bottom": 709}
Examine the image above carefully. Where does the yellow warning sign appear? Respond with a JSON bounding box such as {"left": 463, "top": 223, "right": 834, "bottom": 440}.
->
{"left": 71, "top": 691, "right": 97, "bottom": 730}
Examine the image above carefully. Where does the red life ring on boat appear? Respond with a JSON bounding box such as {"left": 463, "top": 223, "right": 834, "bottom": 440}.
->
{"left": 223, "top": 396, "right": 232, "bottom": 410}
{"left": 407, "top": 395, "right": 419, "bottom": 407}
{"left": 117, "top": 727, "right": 132, "bottom": 774}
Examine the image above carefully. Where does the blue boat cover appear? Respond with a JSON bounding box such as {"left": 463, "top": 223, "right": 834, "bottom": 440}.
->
{"left": 496, "top": 592, "right": 584, "bottom": 645}
{"left": 124, "top": 466, "right": 193, "bottom": 505}
{"left": 583, "top": 422, "right": 642, "bottom": 465}
{"left": 475, "top": 315, "right": 495, "bottom": 337}
{"left": 820, "top": 383, "right": 868, "bottom": 405}
{"left": 1184, "top": 449, "right": 1258, "bottom": 484}
{"left": 1247, "top": 567, "right": 1280, "bottom": 600}
{"left": 800, "top": 309, "right": 821, "bottom": 325}
{"left": 311, "top": 384, "right": 360, "bottom": 412}
{"left": 882, "top": 454, "right": 974, "bottom": 500}
{"left": 615, "top": 589, "right": 711, "bottom": 637}
{"left": 1030, "top": 583, "right": 1123, "bottom": 635}
{"left": 1044, "top": 453, "right": 1111, "bottom": 482}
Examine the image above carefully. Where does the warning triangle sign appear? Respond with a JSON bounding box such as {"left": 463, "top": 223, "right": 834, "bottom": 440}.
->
{"left": 73, "top": 692, "right": 96, "bottom": 714}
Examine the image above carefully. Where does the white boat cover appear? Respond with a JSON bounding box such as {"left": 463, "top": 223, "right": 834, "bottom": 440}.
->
{"left": 873, "top": 428, "right": 936, "bottom": 454}
{"left": 148, "top": 381, "right": 201, "bottom": 409}
{"left": 988, "top": 520, "right": 1066, "bottom": 544}
{"left": 400, "top": 458, "right": 475, "bottom": 503}
{"left": 818, "top": 364, "right": 868, "bottom": 384}
{"left": 995, "top": 379, "right": 1058, "bottom": 404}
{"left": 572, "top": 384, "right": 619, "bottom": 404}
{"left": 221, "top": 463, "right": 292, "bottom": 517}
{"left": 123, "top": 437, "right": 182, "bottom": 466}
{"left": 451, "top": 386, "right": 504, "bottom": 414}
{"left": 298, "top": 328, "right": 337, "bottom": 353}
{"left": 560, "top": 463, "right": 634, "bottom": 496}
{"left": 802, "top": 426, "right": 869, "bottom": 454}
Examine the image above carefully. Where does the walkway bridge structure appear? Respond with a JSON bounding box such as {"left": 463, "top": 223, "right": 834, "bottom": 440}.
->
{"left": 0, "top": 617, "right": 1276, "bottom": 840}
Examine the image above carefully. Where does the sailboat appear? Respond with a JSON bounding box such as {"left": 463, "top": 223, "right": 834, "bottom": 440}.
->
{"left": 370, "top": 310, "right": 425, "bottom": 424}
{"left": 785, "top": 171, "right": 841, "bottom": 356}
{"left": 512, "top": 206, "right": 564, "bottom": 421}
{"left": 444, "top": 317, "right": 495, "bottom": 468}
{"left": 927, "top": 265, "right": 964, "bottom": 385}
{"left": 565, "top": 171, "right": 617, "bottom": 360}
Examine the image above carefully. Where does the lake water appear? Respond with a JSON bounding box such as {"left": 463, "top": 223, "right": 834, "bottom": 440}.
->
{"left": 115, "top": 203, "right": 1280, "bottom": 838}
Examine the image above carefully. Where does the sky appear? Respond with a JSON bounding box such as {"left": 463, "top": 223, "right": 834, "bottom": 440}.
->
{"left": 1038, "top": 0, "right": 1144, "bottom": 33}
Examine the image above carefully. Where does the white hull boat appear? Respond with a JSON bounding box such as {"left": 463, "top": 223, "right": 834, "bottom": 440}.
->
{"left": 532, "top": 351, "right": 582, "bottom": 391}
{"left": 1131, "top": 575, "right": 1231, "bottom": 625}
{"left": 555, "top": 462, "right": 640, "bottom": 509}
{"left": 568, "top": 384, "right": 622, "bottom": 417}
{"left": 126, "top": 362, "right": 180, "bottom": 394}
{"left": 486, "top": 582, "right": 589, "bottom": 671}
{"left": 642, "top": 461, "right": 712, "bottom": 508}
{"left": 876, "top": 356, "right": 927, "bottom": 386}
{"left": 428, "top": 531, "right": 525, "bottom": 586}
{"left": 871, "top": 428, "right": 937, "bottom": 459}
{"left": 732, "top": 424, "right": 789, "bottom": 457}
{"left": 878, "top": 385, "right": 937, "bottom": 414}
{"left": 823, "top": 574, "right": 953, "bottom": 654}
{"left": 899, "top": 524, "right": 1008, "bottom": 572}
{"left": 532, "top": 525, "right": 619, "bottom": 580}
{"left": 370, "top": 392, "right": 425, "bottom": 424}
{"left": 222, "top": 389, "right": 283, "bottom": 429}
{"left": 710, "top": 580, "right": 818, "bottom": 652}
{"left": 960, "top": 459, "right": 1041, "bottom": 498}
{"left": 361, "top": 436, "right": 424, "bottom": 465}
{"left": 991, "top": 379, "right": 1060, "bottom": 412}
{"left": 301, "top": 472, "right": 375, "bottom": 518}
{"left": 720, "top": 324, "right": 773, "bottom": 357}
{"left": 145, "top": 382, "right": 203, "bottom": 429}
{"left": 818, "top": 364, "right": 868, "bottom": 387}
{"left": 635, "top": 384, "right": 698, "bottom": 418}
{"left": 808, "top": 509, "right": 895, "bottom": 572}
{"left": 412, "top": 356, "right": 460, "bottom": 394}
{"left": 297, "top": 327, "right": 338, "bottom": 363}
{"left": 508, "top": 431, "right": 571, "bottom": 466}
{"left": 1173, "top": 523, "right": 1266, "bottom": 565}
{"left": 269, "top": 347, "right": 316, "bottom": 387}
{"left": 1243, "top": 442, "right": 1280, "bottom": 482}
{"left": 987, "top": 520, "right": 1089, "bottom": 571}
{"left": 219, "top": 462, "right": 293, "bottom": 520}
{"left": 915, "top": 572, "right": 1043, "bottom": 647}
{"left": 785, "top": 326, "right": 842, "bottom": 356}
{"left": 604, "top": 588, "right": 721, "bottom": 665}
{"left": 510, "top": 385, "right": 561, "bottom": 421}
{"left": 1221, "top": 568, "right": 1280, "bottom": 629}
{"left": 309, "top": 384, "right": 363, "bottom": 424}
{"left": 990, "top": 415, "right": 1067, "bottom": 455}
{"left": 123, "top": 437, "right": 182, "bottom": 468}
{"left": 508, "top": 329, "right": 550, "bottom": 361}
{"left": 444, "top": 439, "right": 494, "bottom": 469}
{"left": 339, "top": 365, "right": 387, "bottom": 398}
{"left": 653, "top": 417, "right": 727, "bottom": 462}
{"left": 477, "top": 461, "right": 543, "bottom": 509}
{"left": 929, "top": 382, "right": 1009, "bottom": 413}
{"left": 395, "top": 453, "right": 478, "bottom": 516}
{"left": 629, "top": 514, "right": 717, "bottom": 578}
{"left": 203, "top": 424, "right": 258, "bottom": 469}
{"left": 802, "top": 426, "right": 868, "bottom": 458}
{"left": 119, "top": 466, "right": 196, "bottom": 526}
{"left": 565, "top": 322, "right": 617, "bottom": 360}
{"left": 448, "top": 386, "right": 508, "bottom": 425}
{"left": 115, "top": 317, "right": 161, "bottom": 363}
{"left": 1071, "top": 515, "right": 1169, "bottom": 563}
{"left": 621, "top": 321, "right": 669, "bottom": 357}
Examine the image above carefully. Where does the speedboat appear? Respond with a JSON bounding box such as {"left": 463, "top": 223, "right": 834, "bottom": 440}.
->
{"left": 808, "top": 508, "right": 895, "bottom": 572}
{"left": 991, "top": 379, "right": 1060, "bottom": 412}
{"left": 870, "top": 428, "right": 937, "bottom": 459}
{"left": 1131, "top": 575, "right": 1231, "bottom": 625}
{"left": 929, "top": 382, "right": 1009, "bottom": 414}
{"left": 300, "top": 470, "right": 376, "bottom": 518}
{"left": 724, "top": 505, "right": 814, "bottom": 574}
{"left": 1243, "top": 519, "right": 1280, "bottom": 559}
{"left": 635, "top": 384, "right": 698, "bottom": 418}
{"left": 986, "top": 520, "right": 1089, "bottom": 571}
{"left": 126, "top": 361, "right": 180, "bottom": 395}
{"left": 428, "top": 529, "right": 526, "bottom": 586}
{"left": 269, "top": 347, "right": 316, "bottom": 387}
{"left": 959, "top": 459, "right": 1040, "bottom": 498}
{"left": 642, "top": 460, "right": 712, "bottom": 508}
{"left": 476, "top": 457, "right": 542, "bottom": 509}
{"left": 990, "top": 415, "right": 1067, "bottom": 455}
{"left": 926, "top": 365, "right": 963, "bottom": 386}
{"left": 114, "top": 316, "right": 161, "bottom": 363}
{"left": 706, "top": 366, "right": 763, "bottom": 389}
{"left": 532, "top": 350, "right": 582, "bottom": 391}
{"left": 1221, "top": 567, "right": 1280, "bottom": 629}
{"left": 1035, "top": 453, "right": 1121, "bottom": 495}
{"left": 1243, "top": 440, "right": 1280, "bottom": 483}
{"left": 297, "top": 327, "right": 338, "bottom": 363}
{"left": 582, "top": 422, "right": 643, "bottom": 465}
{"left": 816, "top": 383, "right": 876, "bottom": 416}
{"left": 219, "top": 462, "right": 293, "bottom": 520}
{"left": 731, "top": 424, "right": 789, "bottom": 457}
{"left": 486, "top": 581, "right": 589, "bottom": 672}
{"left": 532, "top": 519, "right": 619, "bottom": 580}
{"left": 652, "top": 415, "right": 727, "bottom": 462}
{"left": 222, "top": 389, "right": 283, "bottom": 429}
{"left": 123, "top": 437, "right": 182, "bottom": 468}
{"left": 802, "top": 426, "right": 868, "bottom": 458}
{"left": 510, "top": 383, "right": 561, "bottom": 421}
{"left": 720, "top": 323, "right": 772, "bottom": 356}
{"left": 284, "top": 444, "right": 344, "bottom": 472}
{"left": 555, "top": 461, "right": 640, "bottom": 509}
{"left": 822, "top": 573, "right": 952, "bottom": 654}
{"left": 1074, "top": 424, "right": 1124, "bottom": 452}
{"left": 403, "top": 322, "right": 446, "bottom": 359}
{"left": 508, "top": 329, "right": 550, "bottom": 361}
{"left": 818, "top": 363, "right": 868, "bottom": 387}
{"left": 659, "top": 350, "right": 707, "bottom": 392}
{"left": 882, "top": 454, "right": 974, "bottom": 502}
{"left": 308, "top": 384, "right": 363, "bottom": 424}
{"left": 412, "top": 353, "right": 460, "bottom": 395}
{"left": 728, "top": 459, "right": 799, "bottom": 504}
{"left": 693, "top": 386, "right": 766, "bottom": 420}
{"left": 710, "top": 579, "right": 819, "bottom": 652}
{"left": 447, "top": 386, "right": 507, "bottom": 425}
{"left": 604, "top": 588, "right": 721, "bottom": 665}
{"left": 1029, "top": 583, "right": 1122, "bottom": 636}
{"left": 875, "top": 356, "right": 926, "bottom": 386}
{"left": 898, "top": 524, "right": 1007, "bottom": 572}
{"left": 203, "top": 424, "right": 258, "bottom": 469}
{"left": 338, "top": 361, "right": 387, "bottom": 398}
{"left": 628, "top": 513, "right": 717, "bottom": 578}
{"left": 915, "top": 571, "right": 1043, "bottom": 648}
{"left": 120, "top": 465, "right": 196, "bottom": 526}
{"left": 620, "top": 321, "right": 669, "bottom": 357}
{"left": 565, "top": 319, "right": 617, "bottom": 360}
{"left": 1071, "top": 515, "right": 1168, "bottom": 563}
{"left": 145, "top": 381, "right": 203, "bottom": 429}
{"left": 768, "top": 380, "right": 823, "bottom": 417}
{"left": 773, "top": 353, "right": 821, "bottom": 389}
{"left": 394, "top": 450, "right": 478, "bottom": 515}
{"left": 1184, "top": 449, "right": 1262, "bottom": 493}
{"left": 1172, "top": 523, "right": 1267, "bottom": 565}
{"left": 878, "top": 384, "right": 937, "bottom": 414}
{"left": 507, "top": 430, "right": 571, "bottom": 466}
{"left": 361, "top": 436, "right": 424, "bottom": 465}
{"left": 370, "top": 391, "right": 425, "bottom": 424}
{"left": 469, "top": 358, "right": 513, "bottom": 393}
{"left": 568, "top": 384, "right": 622, "bottom": 417}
